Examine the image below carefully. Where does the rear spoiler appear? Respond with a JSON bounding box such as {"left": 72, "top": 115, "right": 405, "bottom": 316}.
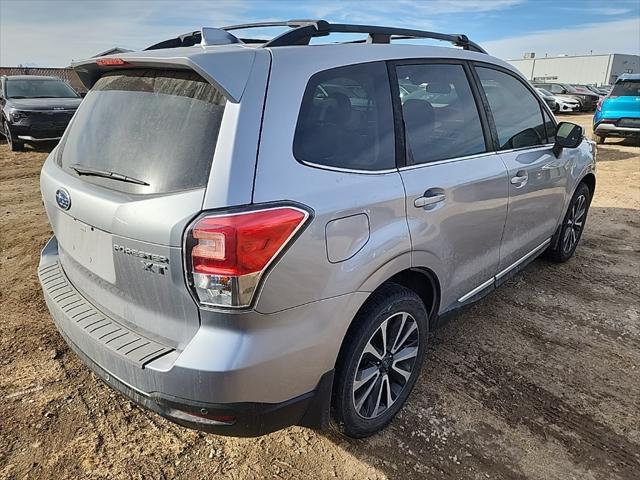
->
{"left": 71, "top": 46, "right": 257, "bottom": 102}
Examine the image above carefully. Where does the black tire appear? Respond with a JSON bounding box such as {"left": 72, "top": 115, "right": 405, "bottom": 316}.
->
{"left": 333, "top": 283, "right": 428, "bottom": 438}
{"left": 545, "top": 182, "right": 591, "bottom": 263}
{"left": 3, "top": 120, "right": 24, "bottom": 151}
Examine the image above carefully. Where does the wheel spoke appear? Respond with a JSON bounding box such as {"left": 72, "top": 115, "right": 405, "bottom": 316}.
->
{"left": 563, "top": 228, "right": 572, "bottom": 251}
{"left": 391, "top": 320, "right": 417, "bottom": 354}
{"left": 371, "top": 376, "right": 385, "bottom": 417}
{"left": 355, "top": 373, "right": 380, "bottom": 413}
{"left": 354, "top": 366, "right": 379, "bottom": 391}
{"left": 391, "top": 362, "right": 411, "bottom": 382}
{"left": 362, "top": 341, "right": 383, "bottom": 360}
{"left": 393, "top": 345, "right": 418, "bottom": 363}
{"left": 383, "top": 374, "right": 393, "bottom": 408}
{"left": 390, "top": 312, "right": 408, "bottom": 353}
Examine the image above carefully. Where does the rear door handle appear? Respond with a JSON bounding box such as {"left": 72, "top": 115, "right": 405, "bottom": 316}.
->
{"left": 414, "top": 192, "right": 446, "bottom": 208}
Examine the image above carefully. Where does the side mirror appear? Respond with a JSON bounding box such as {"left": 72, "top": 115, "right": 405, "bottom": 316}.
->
{"left": 553, "top": 122, "right": 583, "bottom": 157}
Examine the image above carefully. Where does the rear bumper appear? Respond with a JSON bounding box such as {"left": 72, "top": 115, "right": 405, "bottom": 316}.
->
{"left": 38, "top": 236, "right": 339, "bottom": 436}
{"left": 594, "top": 122, "right": 640, "bottom": 138}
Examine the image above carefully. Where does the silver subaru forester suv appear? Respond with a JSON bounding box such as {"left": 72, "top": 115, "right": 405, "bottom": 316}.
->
{"left": 38, "top": 21, "right": 596, "bottom": 438}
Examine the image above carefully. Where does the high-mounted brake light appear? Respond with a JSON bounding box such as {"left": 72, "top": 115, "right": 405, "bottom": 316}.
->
{"left": 187, "top": 207, "right": 308, "bottom": 308}
{"left": 96, "top": 58, "right": 128, "bottom": 66}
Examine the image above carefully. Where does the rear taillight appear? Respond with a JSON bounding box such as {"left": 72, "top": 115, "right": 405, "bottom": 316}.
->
{"left": 186, "top": 206, "right": 308, "bottom": 308}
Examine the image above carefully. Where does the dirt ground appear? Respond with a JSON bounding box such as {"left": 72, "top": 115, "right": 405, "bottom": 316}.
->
{"left": 1, "top": 114, "right": 638, "bottom": 480}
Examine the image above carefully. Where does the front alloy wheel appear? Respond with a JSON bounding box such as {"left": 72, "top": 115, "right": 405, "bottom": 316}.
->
{"left": 562, "top": 193, "right": 587, "bottom": 254}
{"left": 544, "top": 182, "right": 591, "bottom": 263}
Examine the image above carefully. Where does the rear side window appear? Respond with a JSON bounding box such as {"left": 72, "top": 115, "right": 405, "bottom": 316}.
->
{"left": 395, "top": 63, "right": 486, "bottom": 165}
{"left": 293, "top": 62, "right": 395, "bottom": 171}
{"left": 611, "top": 79, "right": 640, "bottom": 96}
{"left": 477, "top": 67, "right": 546, "bottom": 150}
{"left": 58, "top": 69, "right": 226, "bottom": 194}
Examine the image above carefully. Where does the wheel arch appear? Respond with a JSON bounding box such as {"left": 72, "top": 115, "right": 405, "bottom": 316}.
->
{"left": 333, "top": 266, "right": 440, "bottom": 373}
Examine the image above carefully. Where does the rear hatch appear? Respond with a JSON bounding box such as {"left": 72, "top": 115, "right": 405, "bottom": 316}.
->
{"left": 603, "top": 78, "right": 640, "bottom": 122}
{"left": 40, "top": 68, "right": 227, "bottom": 349}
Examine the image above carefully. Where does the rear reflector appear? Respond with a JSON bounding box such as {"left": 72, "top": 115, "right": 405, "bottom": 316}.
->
{"left": 167, "top": 408, "right": 236, "bottom": 426}
{"left": 96, "top": 58, "right": 128, "bottom": 66}
{"left": 187, "top": 206, "right": 309, "bottom": 307}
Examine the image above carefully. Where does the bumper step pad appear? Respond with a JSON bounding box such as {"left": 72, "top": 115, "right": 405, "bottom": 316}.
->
{"left": 39, "top": 261, "right": 173, "bottom": 368}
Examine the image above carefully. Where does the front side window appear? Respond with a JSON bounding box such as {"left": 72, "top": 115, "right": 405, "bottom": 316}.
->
{"left": 293, "top": 62, "right": 395, "bottom": 171}
{"left": 477, "top": 67, "right": 546, "bottom": 150}
{"left": 395, "top": 63, "right": 486, "bottom": 165}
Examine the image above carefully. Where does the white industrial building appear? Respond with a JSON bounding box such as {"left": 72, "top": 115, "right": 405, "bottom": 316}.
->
{"left": 508, "top": 54, "right": 639, "bottom": 86}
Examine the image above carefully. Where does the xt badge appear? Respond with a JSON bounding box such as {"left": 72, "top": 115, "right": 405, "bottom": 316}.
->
{"left": 142, "top": 261, "right": 168, "bottom": 275}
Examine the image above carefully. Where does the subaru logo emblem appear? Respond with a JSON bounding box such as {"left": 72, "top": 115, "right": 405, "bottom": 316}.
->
{"left": 55, "top": 188, "right": 71, "bottom": 210}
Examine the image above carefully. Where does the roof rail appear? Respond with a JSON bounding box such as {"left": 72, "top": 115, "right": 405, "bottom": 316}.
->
{"left": 261, "top": 21, "right": 487, "bottom": 53}
{"left": 145, "top": 20, "right": 487, "bottom": 54}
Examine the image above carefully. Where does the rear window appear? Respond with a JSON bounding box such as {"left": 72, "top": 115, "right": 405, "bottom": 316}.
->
{"left": 611, "top": 79, "right": 640, "bottom": 97}
{"left": 58, "top": 69, "right": 226, "bottom": 194}
{"left": 293, "top": 62, "right": 395, "bottom": 171}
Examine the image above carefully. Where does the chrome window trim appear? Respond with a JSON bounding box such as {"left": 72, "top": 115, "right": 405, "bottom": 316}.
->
{"left": 398, "top": 151, "right": 499, "bottom": 172}
{"left": 497, "top": 143, "right": 554, "bottom": 155}
{"left": 299, "top": 160, "right": 398, "bottom": 175}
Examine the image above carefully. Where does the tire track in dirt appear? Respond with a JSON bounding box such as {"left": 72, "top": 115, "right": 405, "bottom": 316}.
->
{"left": 434, "top": 345, "right": 640, "bottom": 479}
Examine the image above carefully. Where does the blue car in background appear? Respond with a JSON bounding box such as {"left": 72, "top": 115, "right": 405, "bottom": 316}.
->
{"left": 593, "top": 74, "right": 640, "bottom": 144}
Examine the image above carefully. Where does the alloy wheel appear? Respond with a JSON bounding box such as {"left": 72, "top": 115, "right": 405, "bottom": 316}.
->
{"left": 352, "top": 312, "right": 420, "bottom": 419}
{"left": 563, "top": 194, "right": 587, "bottom": 253}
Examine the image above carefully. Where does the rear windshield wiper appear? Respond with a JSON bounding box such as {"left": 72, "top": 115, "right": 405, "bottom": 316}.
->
{"left": 70, "top": 164, "right": 150, "bottom": 186}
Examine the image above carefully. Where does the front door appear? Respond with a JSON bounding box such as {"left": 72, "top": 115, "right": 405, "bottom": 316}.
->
{"left": 474, "top": 65, "right": 572, "bottom": 274}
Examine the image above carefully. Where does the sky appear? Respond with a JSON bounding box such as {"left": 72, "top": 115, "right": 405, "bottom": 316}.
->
{"left": 0, "top": 0, "right": 638, "bottom": 67}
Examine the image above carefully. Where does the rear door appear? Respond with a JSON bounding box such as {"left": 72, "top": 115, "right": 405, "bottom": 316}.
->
{"left": 40, "top": 69, "right": 229, "bottom": 348}
{"left": 392, "top": 60, "right": 509, "bottom": 309}
{"left": 473, "top": 65, "right": 571, "bottom": 276}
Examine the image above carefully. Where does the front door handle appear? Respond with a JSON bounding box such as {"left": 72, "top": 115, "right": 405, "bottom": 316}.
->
{"left": 510, "top": 170, "right": 528, "bottom": 187}
{"left": 414, "top": 192, "right": 446, "bottom": 208}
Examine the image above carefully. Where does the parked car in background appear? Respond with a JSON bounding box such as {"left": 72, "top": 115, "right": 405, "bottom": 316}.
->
{"left": 536, "top": 87, "right": 580, "bottom": 113}
{"left": 584, "top": 85, "right": 608, "bottom": 96}
{"left": 37, "top": 20, "right": 596, "bottom": 439}
{"left": 593, "top": 73, "right": 640, "bottom": 143}
{"left": 535, "top": 87, "right": 557, "bottom": 111}
{"left": 0, "top": 75, "right": 82, "bottom": 151}
{"left": 533, "top": 82, "right": 599, "bottom": 111}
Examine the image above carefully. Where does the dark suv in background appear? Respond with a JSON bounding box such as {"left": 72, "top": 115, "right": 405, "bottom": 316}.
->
{"left": 533, "top": 82, "right": 599, "bottom": 111}
{"left": 1, "top": 75, "right": 82, "bottom": 151}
